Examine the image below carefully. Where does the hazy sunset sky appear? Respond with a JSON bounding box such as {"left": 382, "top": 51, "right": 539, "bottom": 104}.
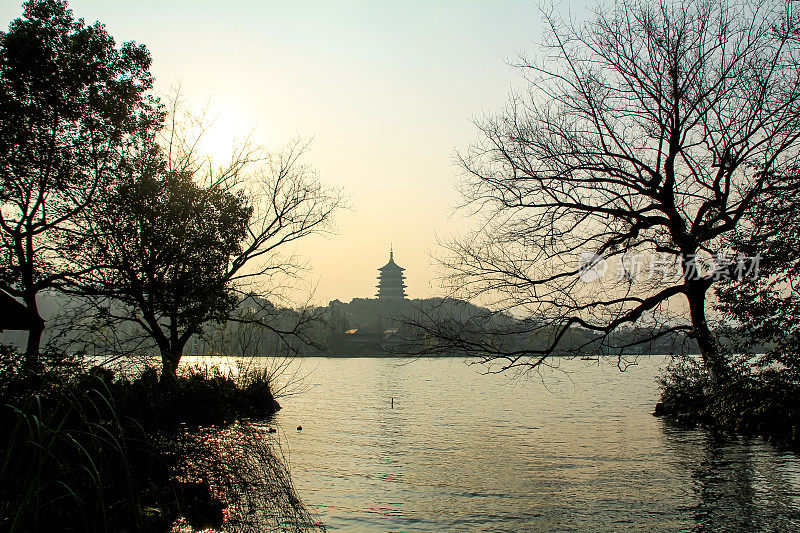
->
{"left": 1, "top": 0, "right": 594, "bottom": 305}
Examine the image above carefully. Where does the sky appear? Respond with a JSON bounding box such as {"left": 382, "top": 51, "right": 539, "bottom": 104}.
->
{"left": 1, "top": 0, "right": 595, "bottom": 306}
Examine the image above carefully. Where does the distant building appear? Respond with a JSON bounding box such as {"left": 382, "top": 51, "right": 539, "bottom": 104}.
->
{"left": 375, "top": 248, "right": 407, "bottom": 300}
{"left": 335, "top": 327, "right": 413, "bottom": 354}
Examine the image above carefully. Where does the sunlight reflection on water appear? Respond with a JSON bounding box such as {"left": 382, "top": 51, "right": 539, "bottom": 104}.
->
{"left": 185, "top": 356, "right": 800, "bottom": 532}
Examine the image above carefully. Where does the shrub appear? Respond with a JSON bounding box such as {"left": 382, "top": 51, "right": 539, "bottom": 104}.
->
{"left": 657, "top": 356, "right": 800, "bottom": 446}
{"left": 108, "top": 364, "right": 281, "bottom": 432}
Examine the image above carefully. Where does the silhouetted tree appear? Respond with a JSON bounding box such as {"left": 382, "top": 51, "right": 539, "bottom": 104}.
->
{"left": 86, "top": 153, "right": 250, "bottom": 378}
{"left": 717, "top": 171, "right": 800, "bottom": 370}
{"left": 433, "top": 0, "right": 800, "bottom": 380}
{"left": 78, "top": 98, "right": 341, "bottom": 380}
{"left": 0, "top": 0, "right": 159, "bottom": 367}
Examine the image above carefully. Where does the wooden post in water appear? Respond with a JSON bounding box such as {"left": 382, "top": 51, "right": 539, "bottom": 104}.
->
{"left": 391, "top": 397, "right": 394, "bottom": 409}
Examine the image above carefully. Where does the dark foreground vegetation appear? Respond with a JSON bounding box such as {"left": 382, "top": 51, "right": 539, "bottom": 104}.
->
{"left": 0, "top": 348, "right": 323, "bottom": 533}
{"left": 656, "top": 357, "right": 800, "bottom": 447}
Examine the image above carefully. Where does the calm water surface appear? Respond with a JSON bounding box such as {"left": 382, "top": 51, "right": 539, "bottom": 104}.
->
{"left": 185, "top": 356, "right": 800, "bottom": 532}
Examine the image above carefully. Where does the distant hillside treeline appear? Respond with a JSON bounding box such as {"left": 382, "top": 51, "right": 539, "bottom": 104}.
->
{"left": 4, "top": 293, "right": 732, "bottom": 358}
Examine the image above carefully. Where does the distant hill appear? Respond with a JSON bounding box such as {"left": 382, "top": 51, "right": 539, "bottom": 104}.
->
{"left": 4, "top": 292, "right": 763, "bottom": 359}
{"left": 307, "top": 297, "right": 704, "bottom": 357}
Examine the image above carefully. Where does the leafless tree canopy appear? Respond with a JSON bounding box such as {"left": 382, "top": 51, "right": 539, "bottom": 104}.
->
{"left": 435, "top": 0, "right": 800, "bottom": 374}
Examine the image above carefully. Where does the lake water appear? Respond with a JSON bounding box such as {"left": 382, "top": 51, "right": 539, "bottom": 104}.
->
{"left": 184, "top": 356, "right": 800, "bottom": 532}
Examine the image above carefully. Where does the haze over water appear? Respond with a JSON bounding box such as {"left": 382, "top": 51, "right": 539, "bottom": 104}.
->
{"left": 181, "top": 356, "right": 800, "bottom": 532}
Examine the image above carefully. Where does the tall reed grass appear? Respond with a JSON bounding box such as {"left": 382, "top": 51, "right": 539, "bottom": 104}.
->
{"left": 0, "top": 347, "right": 325, "bottom": 532}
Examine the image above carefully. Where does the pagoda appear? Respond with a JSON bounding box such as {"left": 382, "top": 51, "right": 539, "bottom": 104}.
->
{"left": 375, "top": 248, "right": 407, "bottom": 300}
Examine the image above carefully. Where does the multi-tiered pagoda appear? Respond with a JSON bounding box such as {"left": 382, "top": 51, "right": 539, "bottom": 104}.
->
{"left": 375, "top": 249, "right": 407, "bottom": 300}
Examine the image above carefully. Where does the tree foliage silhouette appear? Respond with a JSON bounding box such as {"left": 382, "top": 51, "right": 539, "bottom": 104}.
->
{"left": 86, "top": 148, "right": 251, "bottom": 378}
{"left": 77, "top": 98, "right": 341, "bottom": 380}
{"left": 0, "top": 0, "right": 159, "bottom": 366}
{"left": 716, "top": 172, "right": 800, "bottom": 370}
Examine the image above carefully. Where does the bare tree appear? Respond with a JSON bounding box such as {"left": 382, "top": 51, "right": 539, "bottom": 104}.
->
{"left": 429, "top": 0, "right": 800, "bottom": 380}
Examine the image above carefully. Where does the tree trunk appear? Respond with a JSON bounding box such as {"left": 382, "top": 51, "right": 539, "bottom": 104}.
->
{"left": 159, "top": 337, "right": 188, "bottom": 384}
{"left": 685, "top": 281, "right": 727, "bottom": 382}
{"left": 160, "top": 349, "right": 181, "bottom": 383}
{"left": 22, "top": 293, "right": 43, "bottom": 372}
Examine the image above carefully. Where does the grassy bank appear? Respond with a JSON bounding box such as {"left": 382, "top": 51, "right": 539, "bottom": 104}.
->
{"left": 0, "top": 348, "right": 323, "bottom": 533}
